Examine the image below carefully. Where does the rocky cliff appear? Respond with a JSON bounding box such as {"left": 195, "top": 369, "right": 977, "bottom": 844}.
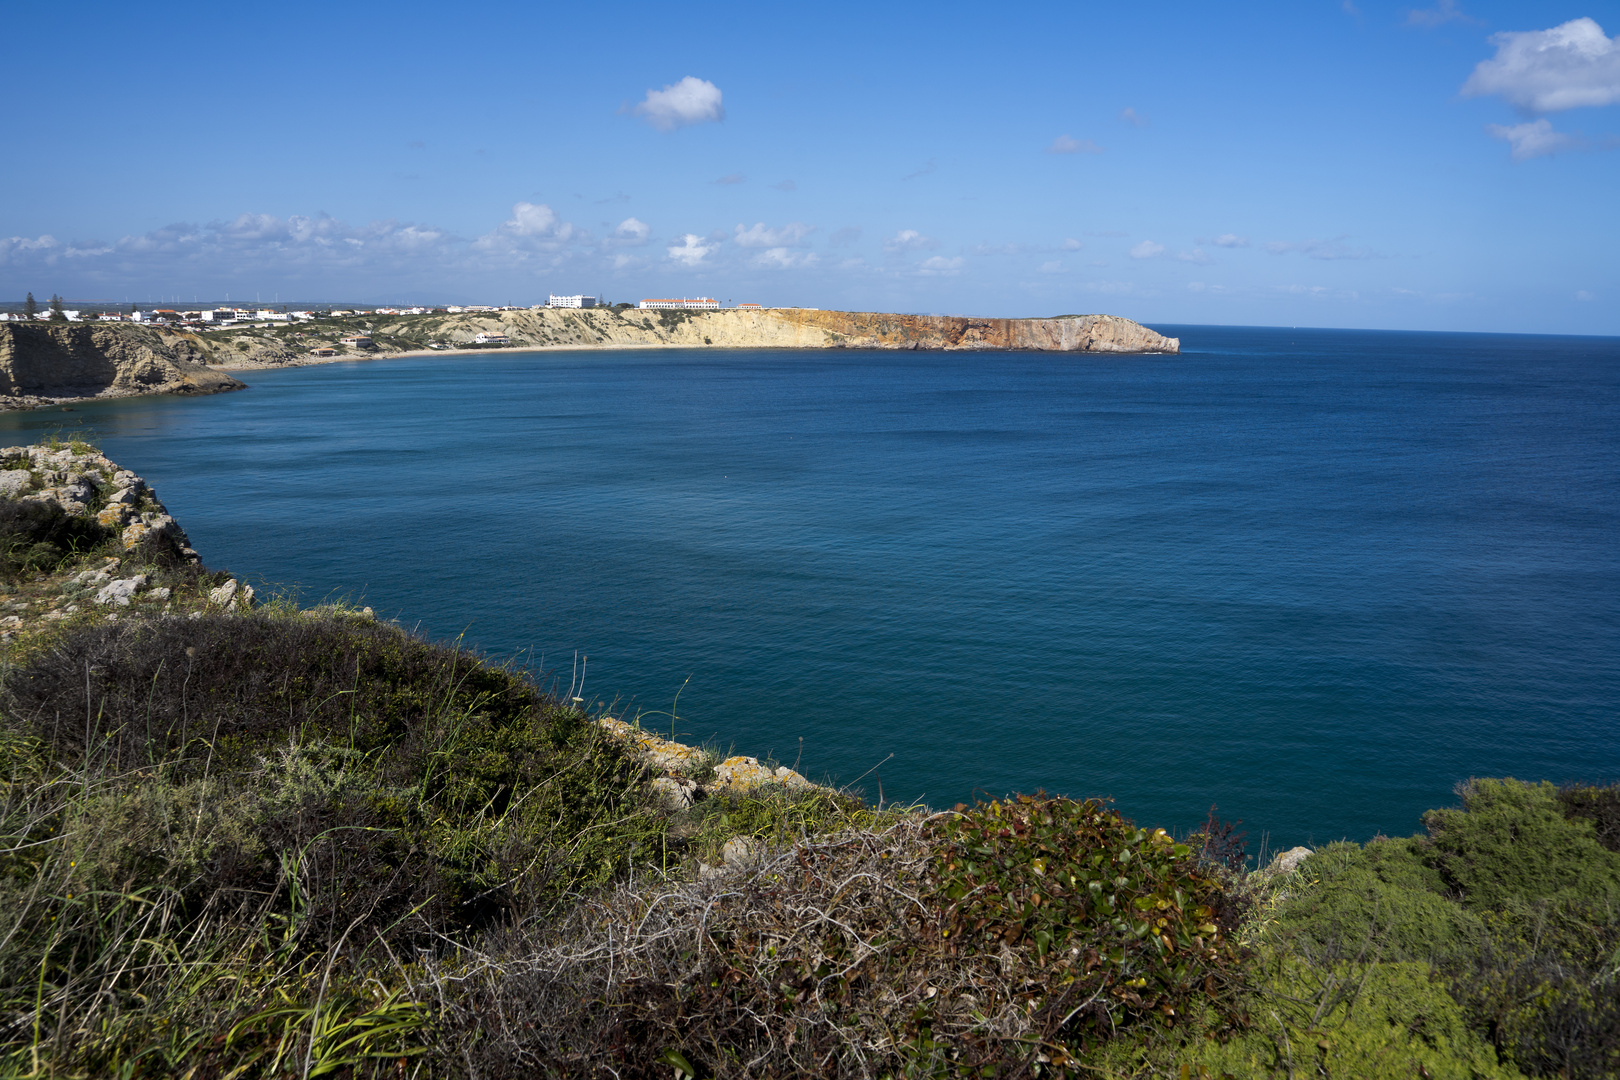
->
{"left": 0, "top": 323, "right": 244, "bottom": 409}
{"left": 210, "top": 308, "right": 1179, "bottom": 368}
{"left": 420, "top": 308, "right": 1180, "bottom": 354}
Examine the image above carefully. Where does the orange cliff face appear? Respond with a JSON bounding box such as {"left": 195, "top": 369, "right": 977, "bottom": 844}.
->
{"left": 450, "top": 307, "right": 1179, "bottom": 354}
{"left": 761, "top": 310, "right": 1180, "bottom": 352}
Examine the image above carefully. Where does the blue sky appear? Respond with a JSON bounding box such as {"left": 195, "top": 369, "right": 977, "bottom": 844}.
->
{"left": 2, "top": 0, "right": 1616, "bottom": 333}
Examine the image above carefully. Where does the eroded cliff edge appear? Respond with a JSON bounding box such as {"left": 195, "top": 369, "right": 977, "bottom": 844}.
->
{"left": 207, "top": 308, "right": 1181, "bottom": 368}
{"left": 483, "top": 309, "right": 1183, "bottom": 354}
{"left": 0, "top": 323, "right": 245, "bottom": 409}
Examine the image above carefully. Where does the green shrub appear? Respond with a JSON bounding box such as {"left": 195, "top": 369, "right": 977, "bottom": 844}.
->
{"left": 1261, "top": 780, "right": 1620, "bottom": 1079}
{"left": 1424, "top": 778, "right": 1620, "bottom": 910}
{"left": 1272, "top": 837, "right": 1485, "bottom": 964}
{"left": 1558, "top": 782, "right": 1620, "bottom": 853}
{"left": 1134, "top": 960, "right": 1524, "bottom": 1079}
{"left": 0, "top": 498, "right": 114, "bottom": 579}
{"left": 1450, "top": 901, "right": 1620, "bottom": 1078}
{"left": 931, "top": 794, "right": 1250, "bottom": 1049}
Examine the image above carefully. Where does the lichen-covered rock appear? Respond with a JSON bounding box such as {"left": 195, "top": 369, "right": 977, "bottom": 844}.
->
{"left": 1268, "top": 846, "right": 1314, "bottom": 874}
{"left": 0, "top": 444, "right": 201, "bottom": 563}
{"left": 595, "top": 717, "right": 828, "bottom": 804}
{"left": 595, "top": 717, "right": 711, "bottom": 776}
{"left": 208, "top": 578, "right": 255, "bottom": 609}
{"left": 651, "top": 776, "right": 699, "bottom": 810}
{"left": 94, "top": 574, "right": 149, "bottom": 606}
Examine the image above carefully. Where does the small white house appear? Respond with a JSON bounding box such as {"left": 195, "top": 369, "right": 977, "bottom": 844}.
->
{"left": 473, "top": 331, "right": 510, "bottom": 346}
{"left": 547, "top": 295, "right": 597, "bottom": 309}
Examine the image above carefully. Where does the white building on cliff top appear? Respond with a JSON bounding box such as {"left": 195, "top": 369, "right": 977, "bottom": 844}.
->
{"left": 547, "top": 294, "right": 598, "bottom": 309}
{"left": 638, "top": 297, "right": 719, "bottom": 310}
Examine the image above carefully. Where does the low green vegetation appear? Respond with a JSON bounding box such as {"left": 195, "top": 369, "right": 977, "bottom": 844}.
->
{"left": 1, "top": 459, "right": 1616, "bottom": 1075}
{"left": 1129, "top": 778, "right": 1620, "bottom": 1080}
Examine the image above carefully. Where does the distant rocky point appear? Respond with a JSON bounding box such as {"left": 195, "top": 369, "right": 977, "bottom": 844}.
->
{"left": 1, "top": 310, "right": 1179, "bottom": 407}
{"left": 0, "top": 322, "right": 243, "bottom": 409}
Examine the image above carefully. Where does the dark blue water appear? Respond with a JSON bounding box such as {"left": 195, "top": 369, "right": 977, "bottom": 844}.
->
{"left": 5, "top": 326, "right": 1616, "bottom": 850}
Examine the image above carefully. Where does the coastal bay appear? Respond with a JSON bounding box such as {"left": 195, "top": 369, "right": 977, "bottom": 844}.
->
{"left": 4, "top": 325, "right": 1614, "bottom": 850}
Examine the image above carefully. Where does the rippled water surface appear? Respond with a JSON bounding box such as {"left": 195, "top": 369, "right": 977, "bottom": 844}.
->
{"left": 5, "top": 326, "right": 1616, "bottom": 848}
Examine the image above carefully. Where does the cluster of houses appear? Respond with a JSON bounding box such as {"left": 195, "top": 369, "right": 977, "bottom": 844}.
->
{"left": 5, "top": 296, "right": 773, "bottom": 330}
{"left": 0, "top": 307, "right": 324, "bottom": 327}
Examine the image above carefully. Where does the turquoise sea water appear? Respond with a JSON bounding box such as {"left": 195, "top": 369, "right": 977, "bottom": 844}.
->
{"left": 4, "top": 326, "right": 1616, "bottom": 849}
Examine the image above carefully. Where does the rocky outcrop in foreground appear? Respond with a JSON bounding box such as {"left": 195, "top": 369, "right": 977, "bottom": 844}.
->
{"left": 0, "top": 443, "right": 261, "bottom": 638}
{"left": 1, "top": 443, "right": 200, "bottom": 559}
{"left": 0, "top": 323, "right": 243, "bottom": 409}
{"left": 595, "top": 715, "right": 823, "bottom": 810}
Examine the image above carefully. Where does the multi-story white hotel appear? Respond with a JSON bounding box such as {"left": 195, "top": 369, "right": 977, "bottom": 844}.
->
{"left": 547, "top": 294, "right": 598, "bottom": 308}
{"left": 637, "top": 297, "right": 720, "bottom": 311}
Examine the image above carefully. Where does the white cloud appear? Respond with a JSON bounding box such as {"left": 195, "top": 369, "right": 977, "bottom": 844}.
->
{"left": 1486, "top": 118, "right": 1583, "bottom": 159}
{"left": 714, "top": 172, "right": 745, "bottom": 185}
{"left": 1037, "top": 260, "right": 1064, "bottom": 274}
{"left": 772, "top": 179, "right": 797, "bottom": 192}
{"left": 1406, "top": 0, "right": 1474, "bottom": 28}
{"left": 1211, "top": 233, "right": 1249, "bottom": 248}
{"left": 1175, "top": 248, "right": 1213, "bottom": 264}
{"left": 830, "top": 226, "right": 862, "bottom": 248}
{"left": 1264, "top": 235, "right": 1379, "bottom": 260}
{"left": 750, "top": 248, "right": 818, "bottom": 269}
{"left": 1046, "top": 135, "right": 1103, "bottom": 154}
{"left": 633, "top": 76, "right": 725, "bottom": 131}
{"left": 1576, "top": 289, "right": 1595, "bottom": 300}
{"left": 917, "top": 256, "right": 964, "bottom": 275}
{"left": 1, "top": 211, "right": 479, "bottom": 291}
{"left": 1129, "top": 240, "right": 1165, "bottom": 259}
{"left": 1062, "top": 237, "right": 1082, "bottom": 251}
{"left": 474, "top": 202, "right": 575, "bottom": 252}
{"left": 614, "top": 217, "right": 650, "bottom": 243}
{"left": 884, "top": 229, "right": 938, "bottom": 253}
{"left": 508, "top": 202, "right": 566, "bottom": 237}
{"left": 0, "top": 234, "right": 59, "bottom": 261}
{"left": 666, "top": 233, "right": 715, "bottom": 266}
{"left": 1119, "top": 107, "right": 1149, "bottom": 127}
{"left": 1462, "top": 18, "right": 1620, "bottom": 112}
{"left": 733, "top": 221, "right": 816, "bottom": 248}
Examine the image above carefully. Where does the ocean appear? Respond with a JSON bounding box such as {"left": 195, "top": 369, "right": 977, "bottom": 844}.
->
{"left": 4, "top": 325, "right": 1616, "bottom": 851}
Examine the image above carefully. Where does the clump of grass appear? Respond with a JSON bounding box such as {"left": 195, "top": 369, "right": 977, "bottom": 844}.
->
{"left": 0, "top": 609, "right": 668, "bottom": 1075}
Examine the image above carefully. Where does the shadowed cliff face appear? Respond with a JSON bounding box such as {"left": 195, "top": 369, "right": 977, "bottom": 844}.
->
{"left": 0, "top": 323, "right": 244, "bottom": 406}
